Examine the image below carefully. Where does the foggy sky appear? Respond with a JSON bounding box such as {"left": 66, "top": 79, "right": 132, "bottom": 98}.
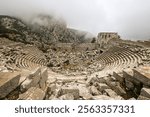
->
{"left": 0, "top": 0, "right": 150, "bottom": 40}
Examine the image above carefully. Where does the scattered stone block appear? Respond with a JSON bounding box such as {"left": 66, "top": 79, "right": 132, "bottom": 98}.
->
{"left": 20, "top": 72, "right": 41, "bottom": 92}
{"left": 20, "top": 68, "right": 42, "bottom": 92}
{"left": 47, "top": 84, "right": 57, "bottom": 95}
{"left": 133, "top": 67, "right": 150, "bottom": 86}
{"left": 140, "top": 87, "right": 150, "bottom": 98}
{"left": 59, "top": 93, "right": 75, "bottom": 100}
{"left": 104, "top": 89, "right": 118, "bottom": 98}
{"left": 97, "top": 83, "right": 110, "bottom": 92}
{"left": 92, "top": 95, "right": 114, "bottom": 100}
{"left": 137, "top": 95, "right": 150, "bottom": 100}
{"left": 0, "top": 72, "right": 20, "bottom": 99}
{"left": 114, "top": 96, "right": 124, "bottom": 100}
{"left": 5, "top": 87, "right": 20, "bottom": 100}
{"left": 123, "top": 70, "right": 140, "bottom": 85}
{"left": 60, "top": 79, "right": 76, "bottom": 83}
{"left": 128, "top": 97, "right": 136, "bottom": 100}
{"left": 89, "top": 86, "right": 100, "bottom": 95}
{"left": 60, "top": 87, "right": 79, "bottom": 99}
{"left": 47, "top": 78, "right": 57, "bottom": 84}
{"left": 86, "top": 77, "right": 99, "bottom": 86}
{"left": 98, "top": 78, "right": 106, "bottom": 83}
{"left": 125, "top": 80, "right": 134, "bottom": 90}
{"left": 78, "top": 86, "right": 92, "bottom": 100}
{"left": 48, "top": 94, "right": 56, "bottom": 100}
{"left": 77, "top": 80, "right": 86, "bottom": 84}
{"left": 113, "top": 72, "right": 124, "bottom": 84}
{"left": 28, "top": 67, "right": 41, "bottom": 79}
{"left": 19, "top": 87, "right": 45, "bottom": 100}
{"left": 105, "top": 80, "right": 126, "bottom": 97}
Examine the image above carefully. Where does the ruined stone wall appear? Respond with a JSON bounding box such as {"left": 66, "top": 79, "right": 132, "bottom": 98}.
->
{"left": 97, "top": 32, "right": 120, "bottom": 48}
{"left": 0, "top": 67, "right": 48, "bottom": 100}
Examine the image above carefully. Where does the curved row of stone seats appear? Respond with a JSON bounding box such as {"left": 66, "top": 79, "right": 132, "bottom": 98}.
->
{"left": 18, "top": 54, "right": 47, "bottom": 65}
{"left": 14, "top": 48, "right": 47, "bottom": 69}
{"left": 90, "top": 46, "right": 147, "bottom": 78}
{"left": 0, "top": 67, "right": 48, "bottom": 100}
{"left": 97, "top": 46, "right": 144, "bottom": 71}
{"left": 15, "top": 56, "right": 41, "bottom": 69}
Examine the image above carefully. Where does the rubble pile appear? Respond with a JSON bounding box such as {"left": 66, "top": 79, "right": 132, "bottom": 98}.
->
{"left": 0, "top": 15, "right": 150, "bottom": 100}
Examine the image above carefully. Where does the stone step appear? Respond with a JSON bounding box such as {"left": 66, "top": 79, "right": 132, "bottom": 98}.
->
{"left": 133, "top": 66, "right": 150, "bottom": 86}
{"left": 0, "top": 72, "right": 20, "bottom": 99}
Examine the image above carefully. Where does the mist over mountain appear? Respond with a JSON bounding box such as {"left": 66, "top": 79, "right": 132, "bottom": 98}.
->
{"left": 0, "top": 0, "right": 150, "bottom": 40}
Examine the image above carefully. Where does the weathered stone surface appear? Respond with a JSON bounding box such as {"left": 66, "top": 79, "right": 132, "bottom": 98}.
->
{"left": 39, "top": 68, "right": 48, "bottom": 90}
{"left": 86, "top": 77, "right": 99, "bottom": 86}
{"left": 97, "top": 78, "right": 106, "bottom": 83}
{"left": 48, "top": 94, "right": 56, "bottom": 100}
{"left": 104, "top": 89, "right": 118, "bottom": 98}
{"left": 20, "top": 69, "right": 41, "bottom": 92}
{"left": 105, "top": 80, "right": 126, "bottom": 97}
{"left": 133, "top": 67, "right": 150, "bottom": 86}
{"left": 0, "top": 72, "right": 20, "bottom": 98}
{"left": 114, "top": 96, "right": 124, "bottom": 100}
{"left": 60, "top": 87, "right": 79, "bottom": 99}
{"left": 97, "top": 83, "right": 110, "bottom": 92}
{"left": 125, "top": 80, "right": 134, "bottom": 90}
{"left": 113, "top": 72, "right": 124, "bottom": 83}
{"left": 1, "top": 15, "right": 150, "bottom": 101}
{"left": 89, "top": 86, "right": 100, "bottom": 95}
{"left": 47, "top": 78, "right": 57, "bottom": 84}
{"left": 77, "top": 80, "right": 86, "bottom": 84}
{"left": 140, "top": 87, "right": 150, "bottom": 98}
{"left": 59, "top": 93, "right": 74, "bottom": 100}
{"left": 137, "top": 95, "right": 150, "bottom": 100}
{"left": 92, "top": 95, "right": 114, "bottom": 100}
{"left": 28, "top": 67, "right": 41, "bottom": 79}
{"left": 78, "top": 86, "right": 92, "bottom": 100}
{"left": 114, "top": 85, "right": 126, "bottom": 97}
{"left": 19, "top": 87, "right": 45, "bottom": 100}
{"left": 123, "top": 70, "right": 140, "bottom": 85}
{"left": 128, "top": 97, "right": 136, "bottom": 100}
{"left": 47, "top": 84, "right": 58, "bottom": 95}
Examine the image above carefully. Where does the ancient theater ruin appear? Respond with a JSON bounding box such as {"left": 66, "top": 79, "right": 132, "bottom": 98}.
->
{"left": 0, "top": 15, "right": 150, "bottom": 100}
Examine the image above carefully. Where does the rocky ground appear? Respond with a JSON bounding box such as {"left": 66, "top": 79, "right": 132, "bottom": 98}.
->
{"left": 0, "top": 15, "right": 150, "bottom": 100}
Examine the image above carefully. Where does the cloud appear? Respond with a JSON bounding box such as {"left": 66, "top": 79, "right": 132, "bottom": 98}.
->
{"left": 0, "top": 0, "right": 150, "bottom": 40}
